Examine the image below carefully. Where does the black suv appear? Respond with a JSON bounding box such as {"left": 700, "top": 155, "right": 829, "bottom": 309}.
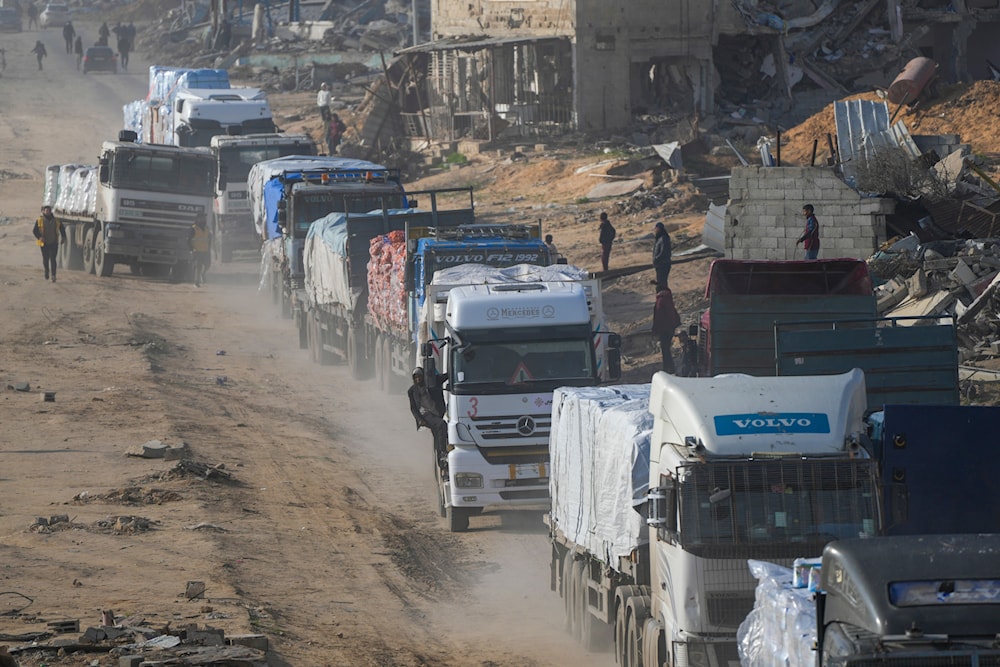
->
{"left": 82, "top": 46, "right": 117, "bottom": 74}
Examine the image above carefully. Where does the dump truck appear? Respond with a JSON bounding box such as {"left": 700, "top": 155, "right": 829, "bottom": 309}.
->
{"left": 739, "top": 534, "right": 1000, "bottom": 667}
{"left": 210, "top": 133, "right": 315, "bottom": 262}
{"left": 301, "top": 188, "right": 621, "bottom": 530}
{"left": 548, "top": 370, "right": 880, "bottom": 663}
{"left": 44, "top": 131, "right": 215, "bottom": 279}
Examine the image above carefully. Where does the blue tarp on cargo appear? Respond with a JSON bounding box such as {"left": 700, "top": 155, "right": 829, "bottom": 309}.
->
{"left": 307, "top": 208, "right": 417, "bottom": 255}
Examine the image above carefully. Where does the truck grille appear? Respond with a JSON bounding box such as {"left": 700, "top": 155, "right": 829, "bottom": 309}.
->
{"left": 705, "top": 592, "right": 755, "bottom": 627}
{"left": 470, "top": 413, "right": 551, "bottom": 441}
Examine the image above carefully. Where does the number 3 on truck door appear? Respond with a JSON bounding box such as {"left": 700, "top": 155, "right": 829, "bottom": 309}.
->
{"left": 467, "top": 396, "right": 478, "bottom": 419}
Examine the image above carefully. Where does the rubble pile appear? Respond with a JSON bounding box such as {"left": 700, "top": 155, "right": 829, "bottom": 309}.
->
{"left": 871, "top": 237, "right": 1000, "bottom": 361}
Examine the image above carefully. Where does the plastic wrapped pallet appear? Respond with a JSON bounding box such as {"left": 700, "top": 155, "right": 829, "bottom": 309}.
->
{"left": 737, "top": 560, "right": 817, "bottom": 667}
{"left": 549, "top": 385, "right": 652, "bottom": 566}
{"left": 43, "top": 165, "right": 61, "bottom": 208}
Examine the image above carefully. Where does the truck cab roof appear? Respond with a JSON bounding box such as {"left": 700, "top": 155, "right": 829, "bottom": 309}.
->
{"left": 650, "top": 368, "right": 868, "bottom": 458}
{"left": 446, "top": 283, "right": 591, "bottom": 330}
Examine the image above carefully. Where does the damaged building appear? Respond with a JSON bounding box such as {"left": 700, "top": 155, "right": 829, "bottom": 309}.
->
{"left": 377, "top": 0, "right": 1000, "bottom": 145}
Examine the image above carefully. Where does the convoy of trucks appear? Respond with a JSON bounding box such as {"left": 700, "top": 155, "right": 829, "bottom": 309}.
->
{"left": 45, "top": 131, "right": 215, "bottom": 278}
{"left": 248, "top": 155, "right": 407, "bottom": 324}
{"left": 298, "top": 187, "right": 621, "bottom": 530}
{"left": 210, "top": 133, "right": 316, "bottom": 263}
{"left": 548, "top": 370, "right": 879, "bottom": 664}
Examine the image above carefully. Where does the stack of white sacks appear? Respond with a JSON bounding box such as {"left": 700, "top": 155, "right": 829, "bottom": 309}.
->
{"left": 44, "top": 164, "right": 97, "bottom": 217}
{"left": 737, "top": 559, "right": 819, "bottom": 667}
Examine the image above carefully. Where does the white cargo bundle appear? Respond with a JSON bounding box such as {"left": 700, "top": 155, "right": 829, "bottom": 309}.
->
{"left": 549, "top": 384, "right": 652, "bottom": 566}
{"left": 737, "top": 560, "right": 817, "bottom": 667}
{"left": 432, "top": 263, "right": 589, "bottom": 286}
{"left": 50, "top": 165, "right": 97, "bottom": 217}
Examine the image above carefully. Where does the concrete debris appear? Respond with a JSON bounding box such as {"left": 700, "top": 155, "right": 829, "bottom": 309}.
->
{"left": 126, "top": 439, "right": 189, "bottom": 459}
{"left": 869, "top": 237, "right": 1000, "bottom": 363}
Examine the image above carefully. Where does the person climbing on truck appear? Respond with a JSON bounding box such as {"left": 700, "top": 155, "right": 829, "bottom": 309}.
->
{"left": 33, "top": 205, "right": 66, "bottom": 282}
{"left": 407, "top": 367, "right": 448, "bottom": 469}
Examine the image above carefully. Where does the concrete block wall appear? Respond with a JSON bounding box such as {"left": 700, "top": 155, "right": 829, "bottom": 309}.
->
{"left": 725, "top": 167, "right": 894, "bottom": 261}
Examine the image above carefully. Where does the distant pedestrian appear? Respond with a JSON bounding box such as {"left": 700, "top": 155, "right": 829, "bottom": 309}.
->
{"left": 544, "top": 234, "right": 562, "bottom": 263}
{"left": 33, "top": 205, "right": 66, "bottom": 282}
{"left": 30, "top": 40, "right": 46, "bottom": 70}
{"left": 97, "top": 21, "right": 110, "bottom": 46}
{"left": 317, "top": 82, "right": 332, "bottom": 122}
{"left": 652, "top": 221, "right": 672, "bottom": 288}
{"left": 651, "top": 284, "right": 681, "bottom": 374}
{"left": 74, "top": 35, "right": 83, "bottom": 70}
{"left": 26, "top": 2, "right": 38, "bottom": 30}
{"left": 188, "top": 213, "right": 212, "bottom": 287}
{"left": 598, "top": 212, "right": 616, "bottom": 272}
{"left": 795, "top": 204, "right": 820, "bottom": 259}
{"left": 326, "top": 113, "right": 346, "bottom": 155}
{"left": 62, "top": 21, "right": 75, "bottom": 53}
{"left": 117, "top": 32, "right": 131, "bottom": 70}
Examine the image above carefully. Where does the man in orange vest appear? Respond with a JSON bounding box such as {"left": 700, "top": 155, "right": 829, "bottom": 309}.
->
{"left": 32, "top": 205, "right": 66, "bottom": 282}
{"left": 188, "top": 213, "right": 212, "bottom": 287}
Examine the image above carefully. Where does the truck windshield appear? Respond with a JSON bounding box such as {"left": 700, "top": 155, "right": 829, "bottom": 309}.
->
{"left": 292, "top": 188, "right": 406, "bottom": 237}
{"left": 110, "top": 151, "right": 215, "bottom": 197}
{"left": 450, "top": 326, "right": 595, "bottom": 393}
{"left": 219, "top": 143, "right": 313, "bottom": 184}
{"left": 677, "top": 459, "right": 877, "bottom": 558}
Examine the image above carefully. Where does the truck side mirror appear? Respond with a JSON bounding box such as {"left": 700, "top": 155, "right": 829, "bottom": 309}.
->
{"left": 218, "top": 165, "right": 228, "bottom": 188}
{"left": 424, "top": 358, "right": 438, "bottom": 384}
{"left": 420, "top": 342, "right": 433, "bottom": 358}
{"left": 607, "top": 348, "right": 622, "bottom": 380}
{"left": 99, "top": 157, "right": 109, "bottom": 183}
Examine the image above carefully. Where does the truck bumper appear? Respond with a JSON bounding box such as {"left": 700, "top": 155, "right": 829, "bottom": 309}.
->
{"left": 105, "top": 223, "right": 191, "bottom": 265}
{"left": 446, "top": 446, "right": 550, "bottom": 511}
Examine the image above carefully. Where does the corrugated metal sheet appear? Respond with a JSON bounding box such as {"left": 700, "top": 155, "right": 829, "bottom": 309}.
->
{"left": 834, "top": 99, "right": 921, "bottom": 188}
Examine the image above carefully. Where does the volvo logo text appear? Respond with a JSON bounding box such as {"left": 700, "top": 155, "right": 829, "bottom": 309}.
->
{"left": 516, "top": 416, "right": 536, "bottom": 436}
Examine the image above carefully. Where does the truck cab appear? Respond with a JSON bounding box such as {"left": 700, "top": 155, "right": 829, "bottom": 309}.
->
{"left": 171, "top": 88, "right": 275, "bottom": 147}
{"left": 211, "top": 133, "right": 315, "bottom": 262}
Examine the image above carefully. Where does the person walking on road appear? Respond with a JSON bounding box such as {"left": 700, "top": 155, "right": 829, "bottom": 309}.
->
{"left": 326, "top": 113, "right": 346, "bottom": 155}
{"left": 74, "top": 35, "right": 83, "bottom": 70}
{"left": 30, "top": 40, "right": 46, "bottom": 70}
{"left": 26, "top": 3, "right": 38, "bottom": 30}
{"left": 795, "top": 204, "right": 821, "bottom": 259}
{"left": 117, "top": 31, "right": 131, "bottom": 70}
{"left": 598, "top": 211, "right": 616, "bottom": 272}
{"left": 407, "top": 367, "right": 448, "bottom": 469}
{"left": 651, "top": 284, "right": 681, "bottom": 374}
{"left": 316, "top": 82, "right": 332, "bottom": 122}
{"left": 33, "top": 205, "right": 66, "bottom": 282}
{"left": 62, "top": 22, "right": 75, "bottom": 54}
{"left": 188, "top": 213, "right": 212, "bottom": 287}
{"left": 652, "top": 221, "right": 672, "bottom": 288}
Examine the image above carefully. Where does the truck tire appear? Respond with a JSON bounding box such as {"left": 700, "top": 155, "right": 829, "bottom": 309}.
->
{"left": 579, "top": 563, "right": 611, "bottom": 652}
{"left": 625, "top": 596, "right": 651, "bottom": 667}
{"left": 568, "top": 559, "right": 585, "bottom": 641}
{"left": 59, "top": 234, "right": 83, "bottom": 271}
{"left": 317, "top": 318, "right": 334, "bottom": 366}
{"left": 93, "top": 225, "right": 113, "bottom": 277}
{"left": 615, "top": 586, "right": 644, "bottom": 666}
{"left": 433, "top": 450, "right": 447, "bottom": 518}
{"left": 82, "top": 227, "right": 96, "bottom": 274}
{"left": 562, "top": 552, "right": 578, "bottom": 636}
{"left": 446, "top": 505, "right": 470, "bottom": 533}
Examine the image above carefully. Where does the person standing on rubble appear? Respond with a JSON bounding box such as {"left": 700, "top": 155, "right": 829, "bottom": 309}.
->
{"left": 795, "top": 203, "right": 820, "bottom": 259}
{"left": 316, "top": 82, "right": 332, "bottom": 122}
{"left": 652, "top": 283, "right": 681, "bottom": 374}
{"left": 598, "top": 212, "right": 616, "bottom": 272}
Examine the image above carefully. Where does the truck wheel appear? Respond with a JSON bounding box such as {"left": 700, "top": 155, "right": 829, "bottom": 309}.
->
{"left": 82, "top": 227, "right": 96, "bottom": 274}
{"left": 625, "top": 596, "right": 651, "bottom": 667}
{"left": 562, "top": 552, "right": 577, "bottom": 635}
{"left": 446, "top": 505, "right": 470, "bottom": 533}
{"left": 93, "top": 226, "right": 113, "bottom": 277}
{"left": 566, "top": 558, "right": 583, "bottom": 640}
{"left": 63, "top": 235, "right": 83, "bottom": 270}
{"left": 433, "top": 450, "right": 447, "bottom": 518}
{"left": 579, "top": 563, "right": 610, "bottom": 651}
{"left": 297, "top": 313, "right": 308, "bottom": 350}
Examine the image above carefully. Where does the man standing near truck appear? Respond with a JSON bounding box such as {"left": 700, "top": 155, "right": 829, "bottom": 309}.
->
{"left": 652, "top": 221, "right": 672, "bottom": 287}
{"left": 33, "top": 205, "right": 66, "bottom": 282}
{"left": 408, "top": 367, "right": 448, "bottom": 469}
{"left": 188, "top": 214, "right": 212, "bottom": 287}
{"left": 795, "top": 204, "right": 820, "bottom": 259}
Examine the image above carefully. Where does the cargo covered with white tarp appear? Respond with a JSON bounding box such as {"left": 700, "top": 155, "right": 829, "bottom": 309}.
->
{"left": 737, "top": 560, "right": 817, "bottom": 667}
{"left": 549, "top": 385, "right": 652, "bottom": 566}
{"left": 45, "top": 164, "right": 98, "bottom": 218}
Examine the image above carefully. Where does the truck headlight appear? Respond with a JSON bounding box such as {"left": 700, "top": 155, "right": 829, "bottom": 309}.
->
{"left": 454, "top": 473, "right": 483, "bottom": 489}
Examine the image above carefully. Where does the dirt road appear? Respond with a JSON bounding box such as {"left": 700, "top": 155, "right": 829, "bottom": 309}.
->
{"left": 0, "top": 24, "right": 610, "bottom": 667}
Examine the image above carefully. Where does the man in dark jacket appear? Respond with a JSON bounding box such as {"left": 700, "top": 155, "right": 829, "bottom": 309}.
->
{"left": 598, "top": 212, "right": 616, "bottom": 272}
{"left": 407, "top": 367, "right": 448, "bottom": 468}
{"left": 33, "top": 205, "right": 66, "bottom": 282}
{"left": 652, "top": 221, "right": 672, "bottom": 288}
{"left": 651, "top": 284, "right": 681, "bottom": 374}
